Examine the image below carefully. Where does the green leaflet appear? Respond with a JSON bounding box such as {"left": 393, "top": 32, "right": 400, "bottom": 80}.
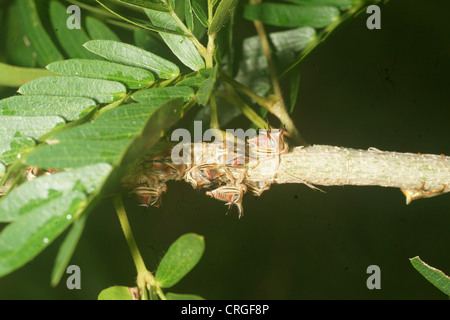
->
{"left": 191, "top": 0, "right": 208, "bottom": 28}
{"left": 18, "top": 76, "right": 127, "bottom": 103}
{"left": 0, "top": 115, "right": 65, "bottom": 164}
{"left": 284, "top": 0, "right": 358, "bottom": 10}
{"left": 289, "top": 70, "right": 301, "bottom": 113}
{"left": 144, "top": 9, "right": 205, "bottom": 71}
{"left": 0, "top": 163, "right": 112, "bottom": 222}
{"left": 196, "top": 65, "right": 218, "bottom": 106}
{"left": 49, "top": 1, "right": 98, "bottom": 60}
{"left": 47, "top": 59, "right": 155, "bottom": 89}
{"left": 0, "top": 190, "right": 87, "bottom": 278}
{"left": 16, "top": 0, "right": 63, "bottom": 66}
{"left": 5, "top": 2, "right": 38, "bottom": 68}
{"left": 243, "top": 3, "right": 340, "bottom": 28}
{"left": 26, "top": 139, "right": 130, "bottom": 169}
{"left": 410, "top": 256, "right": 450, "bottom": 296}
{"left": 0, "top": 163, "right": 113, "bottom": 278}
{"left": 0, "top": 62, "right": 53, "bottom": 88}
{"left": 83, "top": 40, "right": 180, "bottom": 79}
{"left": 155, "top": 233, "right": 205, "bottom": 288}
{"left": 166, "top": 293, "right": 205, "bottom": 300}
{"left": 175, "top": 75, "right": 207, "bottom": 89}
{"left": 0, "top": 96, "right": 96, "bottom": 121}
{"left": 50, "top": 123, "right": 141, "bottom": 142}
{"left": 85, "top": 16, "right": 120, "bottom": 41}
{"left": 236, "top": 27, "right": 316, "bottom": 96}
{"left": 115, "top": 0, "right": 169, "bottom": 12}
{"left": 51, "top": 213, "right": 88, "bottom": 287}
{"left": 131, "top": 87, "right": 194, "bottom": 103}
{"left": 185, "top": 0, "right": 194, "bottom": 31}
{"left": 96, "top": 0, "right": 185, "bottom": 36}
{"left": 209, "top": 0, "right": 238, "bottom": 35}
{"left": 0, "top": 138, "right": 35, "bottom": 166}
{"left": 98, "top": 286, "right": 134, "bottom": 300}
{"left": 133, "top": 29, "right": 172, "bottom": 59}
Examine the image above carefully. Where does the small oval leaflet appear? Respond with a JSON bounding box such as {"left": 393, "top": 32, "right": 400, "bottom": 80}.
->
{"left": 83, "top": 40, "right": 180, "bottom": 79}
{"left": 18, "top": 76, "right": 127, "bottom": 104}
{"left": 47, "top": 59, "right": 155, "bottom": 89}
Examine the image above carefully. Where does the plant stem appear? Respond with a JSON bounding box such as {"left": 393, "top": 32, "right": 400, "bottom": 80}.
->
{"left": 167, "top": 7, "right": 207, "bottom": 57}
{"left": 112, "top": 196, "right": 148, "bottom": 275}
{"left": 220, "top": 73, "right": 270, "bottom": 107}
{"left": 279, "top": 1, "right": 368, "bottom": 79}
{"left": 209, "top": 92, "right": 220, "bottom": 129}
{"left": 112, "top": 195, "right": 167, "bottom": 300}
{"left": 205, "top": 34, "right": 216, "bottom": 69}
{"left": 68, "top": 0, "right": 117, "bottom": 18}
{"left": 205, "top": 0, "right": 216, "bottom": 69}
{"left": 220, "top": 74, "right": 306, "bottom": 144}
{"left": 250, "top": 0, "right": 284, "bottom": 103}
{"left": 216, "top": 89, "right": 267, "bottom": 129}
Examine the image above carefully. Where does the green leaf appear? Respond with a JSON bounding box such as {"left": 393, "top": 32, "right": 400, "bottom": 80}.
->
{"left": 115, "top": 0, "right": 169, "bottom": 12}
{"left": 0, "top": 137, "right": 35, "bottom": 166}
{"left": 85, "top": 16, "right": 120, "bottom": 41}
{"left": 185, "top": 0, "right": 194, "bottom": 31}
{"left": 236, "top": 27, "right": 316, "bottom": 96}
{"left": 47, "top": 59, "right": 155, "bottom": 89}
{"left": 49, "top": 1, "right": 98, "bottom": 60}
{"left": 175, "top": 75, "right": 207, "bottom": 88}
{"left": 131, "top": 87, "right": 194, "bottom": 103}
{"left": 155, "top": 233, "right": 205, "bottom": 288}
{"left": 145, "top": 10, "right": 205, "bottom": 71}
{"left": 0, "top": 96, "right": 96, "bottom": 121}
{"left": 5, "top": 2, "right": 38, "bottom": 68}
{"left": 83, "top": 40, "right": 180, "bottom": 79}
{"left": 196, "top": 65, "right": 218, "bottom": 106}
{"left": 191, "top": 0, "right": 208, "bottom": 28}
{"left": 0, "top": 62, "right": 53, "bottom": 87}
{"left": 209, "top": 0, "right": 238, "bottom": 35}
{"left": 25, "top": 100, "right": 183, "bottom": 169}
{"left": 0, "top": 163, "right": 112, "bottom": 278}
{"left": 284, "top": 0, "right": 358, "bottom": 10}
{"left": 17, "top": 0, "right": 63, "bottom": 66}
{"left": 0, "top": 115, "right": 65, "bottom": 164}
{"left": 243, "top": 3, "right": 340, "bottom": 28}
{"left": 98, "top": 286, "right": 134, "bottom": 300}
{"left": 25, "top": 139, "right": 130, "bottom": 169}
{"left": 133, "top": 29, "right": 171, "bottom": 59}
{"left": 410, "top": 256, "right": 450, "bottom": 296}
{"left": 0, "top": 190, "right": 86, "bottom": 278}
{"left": 166, "top": 292, "right": 205, "bottom": 300}
{"left": 289, "top": 70, "right": 301, "bottom": 113}
{"left": 0, "top": 163, "right": 112, "bottom": 222}
{"left": 18, "top": 76, "right": 127, "bottom": 103}
{"left": 96, "top": 0, "right": 184, "bottom": 36}
{"left": 50, "top": 213, "right": 87, "bottom": 287}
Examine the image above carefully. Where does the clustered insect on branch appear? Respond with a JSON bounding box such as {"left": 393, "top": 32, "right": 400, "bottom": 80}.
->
{"left": 123, "top": 125, "right": 288, "bottom": 218}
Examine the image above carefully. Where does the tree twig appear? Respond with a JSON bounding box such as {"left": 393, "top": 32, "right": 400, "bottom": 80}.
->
{"left": 123, "top": 144, "right": 450, "bottom": 207}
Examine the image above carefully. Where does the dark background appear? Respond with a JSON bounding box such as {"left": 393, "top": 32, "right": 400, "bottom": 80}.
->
{"left": 0, "top": 0, "right": 449, "bottom": 299}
